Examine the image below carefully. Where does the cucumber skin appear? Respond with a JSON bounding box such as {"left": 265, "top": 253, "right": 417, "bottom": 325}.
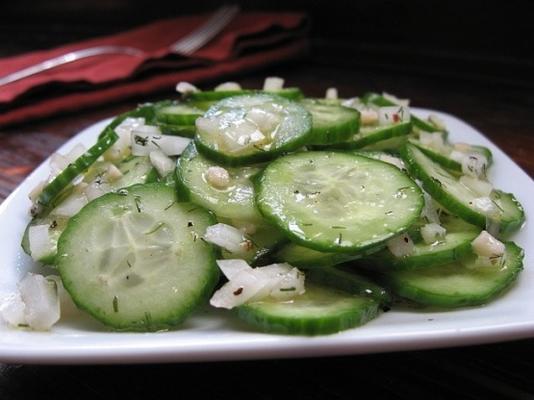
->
{"left": 237, "top": 297, "right": 379, "bottom": 335}
{"left": 187, "top": 88, "right": 304, "bottom": 102}
{"left": 57, "top": 184, "right": 219, "bottom": 331}
{"left": 400, "top": 144, "right": 524, "bottom": 236}
{"left": 329, "top": 121, "right": 412, "bottom": 150}
{"left": 157, "top": 123, "right": 196, "bottom": 138}
{"left": 384, "top": 242, "right": 524, "bottom": 308}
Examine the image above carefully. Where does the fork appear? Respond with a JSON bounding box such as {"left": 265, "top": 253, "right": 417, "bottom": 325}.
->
{"left": 0, "top": 5, "right": 239, "bottom": 88}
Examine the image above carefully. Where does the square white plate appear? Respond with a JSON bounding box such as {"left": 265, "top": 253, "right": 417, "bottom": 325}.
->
{"left": 0, "top": 109, "right": 532, "bottom": 365}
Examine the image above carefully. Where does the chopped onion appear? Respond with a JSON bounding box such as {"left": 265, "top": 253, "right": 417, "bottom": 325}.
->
{"left": 378, "top": 106, "right": 410, "bottom": 126}
{"left": 149, "top": 150, "right": 175, "bottom": 177}
{"left": 215, "top": 82, "right": 242, "bottom": 91}
{"left": 204, "top": 223, "right": 251, "bottom": 254}
{"left": 105, "top": 163, "right": 123, "bottom": 182}
{"left": 325, "top": 87, "right": 338, "bottom": 99}
{"left": 205, "top": 166, "right": 231, "bottom": 189}
{"left": 50, "top": 189, "right": 88, "bottom": 217}
{"left": 459, "top": 175, "right": 493, "bottom": 197}
{"left": 428, "top": 114, "right": 446, "bottom": 131}
{"left": 0, "top": 292, "right": 26, "bottom": 327}
{"left": 246, "top": 108, "right": 280, "bottom": 135}
{"left": 461, "top": 153, "right": 488, "bottom": 179}
{"left": 84, "top": 181, "right": 111, "bottom": 201}
{"left": 216, "top": 259, "right": 252, "bottom": 280}
{"left": 454, "top": 142, "right": 473, "bottom": 153}
{"left": 49, "top": 143, "right": 87, "bottom": 176}
{"left": 360, "top": 109, "right": 379, "bottom": 125}
{"left": 419, "top": 132, "right": 447, "bottom": 154}
{"left": 382, "top": 92, "right": 410, "bottom": 107}
{"left": 28, "top": 224, "right": 51, "bottom": 260}
{"left": 263, "top": 77, "right": 284, "bottom": 91}
{"left": 105, "top": 117, "right": 145, "bottom": 162}
{"left": 176, "top": 81, "right": 200, "bottom": 94}
{"left": 449, "top": 150, "right": 467, "bottom": 164}
{"left": 421, "top": 192, "right": 441, "bottom": 224}
{"left": 387, "top": 233, "right": 415, "bottom": 257}
{"left": 18, "top": 273, "right": 60, "bottom": 331}
{"left": 420, "top": 223, "right": 447, "bottom": 244}
{"left": 472, "top": 231, "right": 505, "bottom": 258}
{"left": 470, "top": 196, "right": 498, "bottom": 216}
{"left": 131, "top": 128, "right": 190, "bottom": 157}
{"left": 210, "top": 261, "right": 305, "bottom": 309}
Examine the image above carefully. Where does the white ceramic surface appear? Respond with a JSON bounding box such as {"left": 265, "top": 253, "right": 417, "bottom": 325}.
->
{"left": 0, "top": 109, "right": 532, "bottom": 364}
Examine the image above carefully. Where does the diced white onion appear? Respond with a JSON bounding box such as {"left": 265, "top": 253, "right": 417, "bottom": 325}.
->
{"left": 419, "top": 131, "right": 447, "bottom": 154}
{"left": 84, "top": 181, "right": 111, "bottom": 201}
{"left": 105, "top": 117, "right": 145, "bottom": 162}
{"left": 449, "top": 150, "right": 467, "bottom": 164}
{"left": 131, "top": 128, "right": 190, "bottom": 157}
{"left": 149, "top": 150, "right": 175, "bottom": 177}
{"left": 0, "top": 292, "right": 26, "bottom": 327}
{"left": 454, "top": 142, "right": 472, "bottom": 153}
{"left": 420, "top": 223, "right": 447, "bottom": 244}
{"left": 176, "top": 81, "right": 200, "bottom": 94}
{"left": 461, "top": 153, "right": 488, "bottom": 178}
{"left": 105, "top": 163, "right": 123, "bottom": 182}
{"left": 216, "top": 259, "right": 252, "bottom": 280}
{"left": 469, "top": 255, "right": 504, "bottom": 269}
{"left": 28, "top": 224, "right": 51, "bottom": 261}
{"left": 382, "top": 92, "right": 410, "bottom": 107}
{"left": 215, "top": 82, "right": 242, "bottom": 91}
{"left": 205, "top": 166, "right": 231, "bottom": 189}
{"left": 50, "top": 190, "right": 88, "bottom": 217}
{"left": 263, "top": 77, "right": 284, "bottom": 91}
{"left": 210, "top": 261, "right": 305, "bottom": 309}
{"left": 378, "top": 106, "right": 410, "bottom": 126}
{"left": 387, "top": 233, "right": 415, "bottom": 257}
{"left": 421, "top": 192, "right": 441, "bottom": 224}
{"left": 325, "top": 87, "right": 338, "bottom": 99}
{"left": 204, "top": 223, "right": 250, "bottom": 254}
{"left": 246, "top": 108, "right": 280, "bottom": 135}
{"left": 360, "top": 109, "right": 379, "bottom": 125}
{"left": 470, "top": 197, "right": 498, "bottom": 216}
{"left": 459, "top": 175, "right": 493, "bottom": 197}
{"left": 472, "top": 231, "right": 505, "bottom": 258}
{"left": 428, "top": 114, "right": 446, "bottom": 131}
{"left": 18, "top": 273, "right": 60, "bottom": 331}
{"left": 49, "top": 143, "right": 87, "bottom": 177}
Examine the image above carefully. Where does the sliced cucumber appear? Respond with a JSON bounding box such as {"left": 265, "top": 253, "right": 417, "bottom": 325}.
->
{"left": 273, "top": 242, "right": 363, "bottom": 269}
{"left": 114, "top": 156, "right": 158, "bottom": 189}
{"left": 383, "top": 242, "right": 524, "bottom": 307}
{"left": 156, "top": 123, "right": 196, "bottom": 138}
{"left": 187, "top": 88, "right": 303, "bottom": 102}
{"left": 176, "top": 143, "right": 263, "bottom": 222}
{"left": 327, "top": 121, "right": 412, "bottom": 150}
{"left": 57, "top": 183, "right": 218, "bottom": 331}
{"left": 410, "top": 139, "right": 493, "bottom": 173}
{"left": 301, "top": 99, "right": 360, "bottom": 145}
{"left": 36, "top": 130, "right": 118, "bottom": 214}
{"left": 194, "top": 94, "right": 312, "bottom": 165}
{"left": 401, "top": 143, "right": 525, "bottom": 236}
{"left": 362, "top": 217, "right": 481, "bottom": 270}
{"left": 237, "top": 283, "right": 380, "bottom": 335}
{"left": 155, "top": 102, "right": 203, "bottom": 126}
{"left": 256, "top": 151, "right": 424, "bottom": 253}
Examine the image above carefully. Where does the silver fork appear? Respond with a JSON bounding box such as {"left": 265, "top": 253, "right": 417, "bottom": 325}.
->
{"left": 0, "top": 5, "right": 239, "bottom": 88}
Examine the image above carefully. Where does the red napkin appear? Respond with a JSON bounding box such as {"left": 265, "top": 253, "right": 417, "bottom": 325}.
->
{"left": 0, "top": 12, "right": 308, "bottom": 128}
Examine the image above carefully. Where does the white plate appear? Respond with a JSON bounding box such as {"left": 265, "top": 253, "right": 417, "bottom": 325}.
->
{"left": 0, "top": 109, "right": 532, "bottom": 365}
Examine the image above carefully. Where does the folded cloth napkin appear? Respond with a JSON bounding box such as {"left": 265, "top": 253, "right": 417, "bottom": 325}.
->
{"left": 0, "top": 12, "right": 308, "bottom": 127}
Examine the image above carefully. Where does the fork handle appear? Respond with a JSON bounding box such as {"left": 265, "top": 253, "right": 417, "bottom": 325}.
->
{"left": 0, "top": 46, "right": 144, "bottom": 87}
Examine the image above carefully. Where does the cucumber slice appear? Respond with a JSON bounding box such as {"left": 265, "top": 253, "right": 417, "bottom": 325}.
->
{"left": 57, "top": 183, "right": 218, "bottom": 331}
{"left": 194, "top": 94, "right": 312, "bottom": 166}
{"left": 256, "top": 151, "right": 424, "bottom": 253}
{"left": 301, "top": 99, "right": 360, "bottom": 145}
{"left": 237, "top": 283, "right": 380, "bottom": 335}
{"left": 156, "top": 123, "right": 196, "bottom": 138}
{"left": 401, "top": 143, "right": 525, "bottom": 236}
{"left": 326, "top": 121, "right": 412, "bottom": 150}
{"left": 114, "top": 156, "right": 158, "bottom": 189}
{"left": 176, "top": 143, "right": 263, "bottom": 222}
{"left": 36, "top": 130, "right": 118, "bottom": 215}
{"left": 362, "top": 92, "right": 445, "bottom": 133}
{"left": 383, "top": 242, "right": 524, "bottom": 307}
{"left": 187, "top": 88, "right": 303, "bottom": 102}
{"left": 21, "top": 215, "right": 69, "bottom": 265}
{"left": 410, "top": 139, "right": 493, "bottom": 173}
{"left": 273, "top": 242, "right": 363, "bottom": 269}
{"left": 155, "top": 102, "right": 203, "bottom": 126}
{"left": 362, "top": 217, "right": 481, "bottom": 270}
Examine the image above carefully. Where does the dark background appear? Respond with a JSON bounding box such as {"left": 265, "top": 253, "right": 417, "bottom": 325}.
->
{"left": 1, "top": 2, "right": 534, "bottom": 399}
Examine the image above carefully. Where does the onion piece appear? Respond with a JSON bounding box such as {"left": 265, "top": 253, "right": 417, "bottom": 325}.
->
{"left": 49, "top": 143, "right": 87, "bottom": 176}
{"left": 470, "top": 196, "right": 498, "bottom": 216}
{"left": 216, "top": 259, "right": 253, "bottom": 280}
{"left": 263, "top": 77, "right": 284, "bottom": 91}
{"left": 84, "top": 181, "right": 111, "bottom": 201}
{"left": 131, "top": 127, "right": 190, "bottom": 157}
{"left": 149, "top": 150, "right": 175, "bottom": 177}
{"left": 18, "top": 273, "right": 60, "bottom": 331}
{"left": 421, "top": 192, "right": 441, "bottom": 224}
{"left": 461, "top": 153, "right": 488, "bottom": 179}
{"left": 420, "top": 223, "right": 447, "bottom": 244}
{"left": 472, "top": 231, "right": 505, "bottom": 258}
{"left": 378, "top": 106, "right": 410, "bottom": 126}
{"left": 387, "top": 233, "right": 415, "bottom": 257}
{"left": 28, "top": 224, "right": 51, "bottom": 260}
{"left": 204, "top": 223, "right": 251, "bottom": 255}
{"left": 325, "top": 87, "right": 338, "bottom": 99}
{"left": 419, "top": 132, "right": 447, "bottom": 154}
{"left": 176, "top": 81, "right": 200, "bottom": 94}
{"left": 459, "top": 175, "right": 493, "bottom": 197}
{"left": 0, "top": 292, "right": 26, "bottom": 327}
{"left": 428, "top": 114, "right": 446, "bottom": 131}
{"left": 215, "top": 82, "right": 242, "bottom": 91}
{"left": 105, "top": 117, "right": 145, "bottom": 162}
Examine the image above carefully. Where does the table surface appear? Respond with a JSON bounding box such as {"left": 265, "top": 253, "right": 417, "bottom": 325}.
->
{"left": 1, "top": 52, "right": 533, "bottom": 398}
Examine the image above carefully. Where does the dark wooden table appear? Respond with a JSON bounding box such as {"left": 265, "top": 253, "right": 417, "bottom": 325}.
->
{"left": 1, "top": 45, "right": 534, "bottom": 400}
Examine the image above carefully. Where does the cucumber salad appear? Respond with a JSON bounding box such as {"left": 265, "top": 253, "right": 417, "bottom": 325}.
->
{"left": 2, "top": 77, "right": 525, "bottom": 335}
